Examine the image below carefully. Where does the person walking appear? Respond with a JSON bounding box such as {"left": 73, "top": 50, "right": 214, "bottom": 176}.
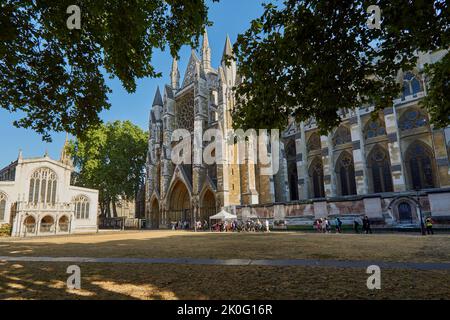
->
{"left": 265, "top": 219, "right": 270, "bottom": 232}
{"left": 317, "top": 219, "right": 323, "bottom": 233}
{"left": 335, "top": 217, "right": 342, "bottom": 233}
{"left": 425, "top": 217, "right": 434, "bottom": 235}
{"left": 324, "top": 218, "right": 331, "bottom": 233}
{"left": 363, "top": 216, "right": 372, "bottom": 234}
{"left": 353, "top": 217, "right": 360, "bottom": 234}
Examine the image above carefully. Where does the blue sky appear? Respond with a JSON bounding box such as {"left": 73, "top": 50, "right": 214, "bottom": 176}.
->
{"left": 0, "top": 0, "right": 266, "bottom": 168}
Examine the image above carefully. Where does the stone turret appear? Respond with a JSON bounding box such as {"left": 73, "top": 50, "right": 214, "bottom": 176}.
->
{"left": 60, "top": 134, "right": 73, "bottom": 167}
{"left": 171, "top": 57, "right": 180, "bottom": 90}
{"left": 221, "top": 35, "right": 237, "bottom": 87}
{"left": 201, "top": 30, "right": 212, "bottom": 73}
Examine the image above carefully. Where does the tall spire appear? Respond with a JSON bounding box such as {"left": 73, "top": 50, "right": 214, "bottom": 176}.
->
{"left": 171, "top": 57, "right": 180, "bottom": 90}
{"left": 222, "top": 34, "right": 233, "bottom": 62}
{"left": 60, "top": 133, "right": 73, "bottom": 166}
{"left": 201, "top": 29, "right": 211, "bottom": 72}
{"left": 152, "top": 86, "right": 163, "bottom": 107}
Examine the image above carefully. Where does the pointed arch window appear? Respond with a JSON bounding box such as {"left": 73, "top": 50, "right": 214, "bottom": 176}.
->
{"left": 336, "top": 152, "right": 357, "bottom": 196}
{"left": 368, "top": 146, "right": 393, "bottom": 193}
{"left": 405, "top": 143, "right": 436, "bottom": 190}
{"left": 309, "top": 158, "right": 325, "bottom": 198}
{"left": 333, "top": 126, "right": 352, "bottom": 147}
{"left": 74, "top": 195, "right": 90, "bottom": 220}
{"left": 0, "top": 193, "right": 6, "bottom": 221}
{"left": 399, "top": 109, "right": 428, "bottom": 131}
{"left": 402, "top": 72, "right": 423, "bottom": 99}
{"left": 28, "top": 168, "right": 57, "bottom": 205}
{"left": 364, "top": 119, "right": 387, "bottom": 140}
{"left": 285, "top": 140, "right": 299, "bottom": 201}
{"left": 307, "top": 133, "right": 321, "bottom": 152}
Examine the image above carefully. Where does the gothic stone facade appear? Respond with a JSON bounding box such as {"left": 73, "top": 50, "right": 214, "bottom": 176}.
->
{"left": 145, "top": 34, "right": 450, "bottom": 228}
{"left": 0, "top": 142, "right": 99, "bottom": 237}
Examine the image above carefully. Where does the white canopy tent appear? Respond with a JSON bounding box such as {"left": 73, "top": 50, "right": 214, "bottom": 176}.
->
{"left": 209, "top": 209, "right": 237, "bottom": 221}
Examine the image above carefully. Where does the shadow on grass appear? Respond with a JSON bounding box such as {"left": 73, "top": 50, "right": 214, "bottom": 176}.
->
{"left": 1, "top": 260, "right": 450, "bottom": 300}
{"left": 0, "top": 231, "right": 449, "bottom": 264}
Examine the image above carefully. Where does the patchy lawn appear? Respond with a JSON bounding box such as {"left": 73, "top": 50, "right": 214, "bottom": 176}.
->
{"left": 0, "top": 261, "right": 449, "bottom": 300}
{"left": 0, "top": 231, "right": 449, "bottom": 263}
{"left": 1, "top": 231, "right": 449, "bottom": 300}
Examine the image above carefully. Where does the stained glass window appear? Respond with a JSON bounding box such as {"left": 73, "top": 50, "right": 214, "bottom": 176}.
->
{"left": 74, "top": 195, "right": 90, "bottom": 220}
{"left": 333, "top": 126, "right": 352, "bottom": 146}
{"left": 406, "top": 143, "right": 435, "bottom": 190}
{"left": 28, "top": 168, "right": 57, "bottom": 205}
{"left": 0, "top": 193, "right": 6, "bottom": 221}
{"left": 336, "top": 152, "right": 357, "bottom": 196}
{"left": 307, "top": 133, "right": 321, "bottom": 152}
{"left": 364, "top": 119, "right": 387, "bottom": 139}
{"left": 286, "top": 140, "right": 299, "bottom": 201}
{"left": 402, "top": 72, "right": 423, "bottom": 98}
{"left": 369, "top": 146, "right": 393, "bottom": 193}
{"left": 309, "top": 158, "right": 325, "bottom": 198}
{"left": 399, "top": 109, "right": 428, "bottom": 131}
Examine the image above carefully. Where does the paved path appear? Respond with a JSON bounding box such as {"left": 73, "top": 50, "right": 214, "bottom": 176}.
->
{"left": 1, "top": 256, "right": 449, "bottom": 271}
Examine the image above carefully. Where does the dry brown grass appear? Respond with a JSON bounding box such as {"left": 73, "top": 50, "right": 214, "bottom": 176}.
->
{"left": 0, "top": 261, "right": 449, "bottom": 300}
{"left": 0, "top": 231, "right": 449, "bottom": 263}
{"left": 1, "top": 231, "right": 449, "bottom": 300}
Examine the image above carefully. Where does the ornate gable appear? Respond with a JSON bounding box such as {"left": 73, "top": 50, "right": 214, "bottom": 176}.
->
{"left": 282, "top": 122, "right": 299, "bottom": 138}
{"left": 182, "top": 51, "right": 200, "bottom": 88}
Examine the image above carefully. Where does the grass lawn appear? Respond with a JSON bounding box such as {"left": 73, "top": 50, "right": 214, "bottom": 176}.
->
{"left": 0, "top": 231, "right": 449, "bottom": 299}
{"left": 0, "top": 231, "right": 449, "bottom": 263}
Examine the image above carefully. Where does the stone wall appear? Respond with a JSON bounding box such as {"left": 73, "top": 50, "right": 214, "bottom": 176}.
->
{"left": 235, "top": 189, "right": 450, "bottom": 227}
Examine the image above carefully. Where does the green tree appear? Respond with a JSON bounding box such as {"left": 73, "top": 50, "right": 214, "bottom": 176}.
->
{"left": 69, "top": 121, "right": 148, "bottom": 218}
{"left": 0, "top": 0, "right": 217, "bottom": 141}
{"left": 232, "top": 0, "right": 449, "bottom": 133}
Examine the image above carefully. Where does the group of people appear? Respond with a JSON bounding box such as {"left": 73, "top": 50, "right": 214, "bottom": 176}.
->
{"left": 314, "top": 216, "right": 373, "bottom": 234}
{"left": 170, "top": 220, "right": 190, "bottom": 230}
{"left": 212, "top": 219, "right": 270, "bottom": 233}
{"left": 353, "top": 216, "right": 372, "bottom": 234}
{"left": 171, "top": 215, "right": 436, "bottom": 235}
{"left": 313, "top": 217, "right": 335, "bottom": 233}
{"left": 195, "top": 220, "right": 209, "bottom": 231}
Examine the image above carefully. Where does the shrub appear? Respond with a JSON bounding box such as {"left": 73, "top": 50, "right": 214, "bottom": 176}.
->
{"left": 0, "top": 224, "right": 12, "bottom": 237}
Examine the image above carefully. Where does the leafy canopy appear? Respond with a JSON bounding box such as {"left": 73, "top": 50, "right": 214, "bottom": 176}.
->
{"left": 232, "top": 0, "right": 449, "bottom": 133}
{"left": 68, "top": 121, "right": 148, "bottom": 213}
{"left": 0, "top": 0, "right": 217, "bottom": 141}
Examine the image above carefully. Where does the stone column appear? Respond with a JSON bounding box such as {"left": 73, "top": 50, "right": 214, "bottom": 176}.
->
{"left": 276, "top": 141, "right": 290, "bottom": 202}
{"left": 297, "top": 123, "right": 309, "bottom": 199}
{"left": 246, "top": 137, "right": 259, "bottom": 204}
{"left": 321, "top": 134, "right": 336, "bottom": 197}
{"left": 431, "top": 127, "right": 450, "bottom": 187}
{"left": 349, "top": 113, "right": 369, "bottom": 195}
{"left": 384, "top": 107, "right": 406, "bottom": 191}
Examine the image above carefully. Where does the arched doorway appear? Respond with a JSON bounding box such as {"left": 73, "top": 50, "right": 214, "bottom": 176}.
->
{"left": 40, "top": 215, "right": 55, "bottom": 233}
{"left": 168, "top": 180, "right": 191, "bottom": 226}
{"left": 398, "top": 202, "right": 413, "bottom": 224}
{"left": 200, "top": 189, "right": 216, "bottom": 222}
{"left": 58, "top": 216, "right": 69, "bottom": 232}
{"left": 23, "top": 216, "right": 36, "bottom": 234}
{"left": 151, "top": 198, "right": 159, "bottom": 229}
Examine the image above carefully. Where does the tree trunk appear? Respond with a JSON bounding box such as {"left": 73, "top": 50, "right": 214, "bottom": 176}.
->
{"left": 106, "top": 199, "right": 111, "bottom": 218}
{"left": 112, "top": 200, "right": 118, "bottom": 218}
